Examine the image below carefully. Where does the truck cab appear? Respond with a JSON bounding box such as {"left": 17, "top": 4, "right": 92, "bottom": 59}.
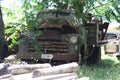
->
{"left": 17, "top": 9, "right": 109, "bottom": 64}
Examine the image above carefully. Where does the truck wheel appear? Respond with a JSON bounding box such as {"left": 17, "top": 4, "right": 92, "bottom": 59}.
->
{"left": 86, "top": 46, "right": 101, "bottom": 65}
{"left": 78, "top": 45, "right": 85, "bottom": 65}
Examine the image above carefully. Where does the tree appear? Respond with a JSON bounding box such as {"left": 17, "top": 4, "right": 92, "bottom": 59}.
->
{"left": 1, "top": 0, "right": 44, "bottom": 55}
{"left": 0, "top": 6, "right": 4, "bottom": 39}
{"left": 1, "top": 0, "right": 120, "bottom": 55}
{"left": 2, "top": 0, "right": 120, "bottom": 42}
{"left": 39, "top": 0, "right": 120, "bottom": 23}
{"left": 1, "top": 0, "right": 43, "bottom": 47}
{"left": 0, "top": 5, "right": 9, "bottom": 62}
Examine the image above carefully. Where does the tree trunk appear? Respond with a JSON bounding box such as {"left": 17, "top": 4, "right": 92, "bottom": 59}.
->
{"left": 30, "top": 73, "right": 78, "bottom": 80}
{"left": 33, "top": 62, "right": 79, "bottom": 77}
{"left": 0, "top": 6, "right": 5, "bottom": 39}
{"left": 0, "top": 6, "right": 9, "bottom": 62}
{"left": 0, "top": 63, "right": 9, "bottom": 76}
{"left": 77, "top": 77, "right": 90, "bottom": 80}
{"left": 11, "top": 73, "right": 32, "bottom": 80}
{"left": 11, "top": 72, "right": 78, "bottom": 80}
{"left": 0, "top": 74, "right": 12, "bottom": 80}
{"left": 8, "top": 63, "right": 51, "bottom": 75}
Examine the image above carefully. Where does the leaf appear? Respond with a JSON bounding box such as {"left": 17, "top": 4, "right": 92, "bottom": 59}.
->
{"left": 105, "top": 13, "right": 111, "bottom": 22}
{"left": 111, "top": 10, "right": 116, "bottom": 17}
{"left": 5, "top": 28, "right": 17, "bottom": 34}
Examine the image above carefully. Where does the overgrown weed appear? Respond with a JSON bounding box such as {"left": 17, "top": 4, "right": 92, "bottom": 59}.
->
{"left": 77, "top": 55, "right": 120, "bottom": 80}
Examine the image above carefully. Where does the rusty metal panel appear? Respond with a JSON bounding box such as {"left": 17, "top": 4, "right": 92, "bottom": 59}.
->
{"left": 85, "top": 23, "right": 98, "bottom": 46}
{"left": 17, "top": 9, "right": 80, "bottom": 61}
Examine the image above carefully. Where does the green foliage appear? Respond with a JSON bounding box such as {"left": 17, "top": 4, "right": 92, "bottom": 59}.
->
{"left": 1, "top": 0, "right": 120, "bottom": 54}
{"left": 40, "top": 0, "right": 120, "bottom": 22}
{"left": 18, "top": 0, "right": 44, "bottom": 55}
{"left": 30, "top": 39, "right": 43, "bottom": 55}
{"left": 92, "top": 0, "right": 120, "bottom": 22}
{"left": 77, "top": 55, "right": 120, "bottom": 80}
{"left": 72, "top": 0, "right": 84, "bottom": 19}
{"left": 116, "top": 25, "right": 120, "bottom": 30}
{"left": 2, "top": 1, "right": 26, "bottom": 48}
{"left": 2, "top": 0, "right": 43, "bottom": 54}
{"left": 19, "top": 0, "right": 43, "bottom": 32}
{"left": 41, "top": 0, "right": 69, "bottom": 10}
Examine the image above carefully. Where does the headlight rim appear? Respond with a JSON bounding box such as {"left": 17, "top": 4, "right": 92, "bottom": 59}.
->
{"left": 70, "top": 36, "right": 78, "bottom": 44}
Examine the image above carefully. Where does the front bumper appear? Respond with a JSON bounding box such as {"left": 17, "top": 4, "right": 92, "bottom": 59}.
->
{"left": 17, "top": 53, "right": 79, "bottom": 61}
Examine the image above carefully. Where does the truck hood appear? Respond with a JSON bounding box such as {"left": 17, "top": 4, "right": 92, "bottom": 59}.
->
{"left": 35, "top": 18, "right": 78, "bottom": 30}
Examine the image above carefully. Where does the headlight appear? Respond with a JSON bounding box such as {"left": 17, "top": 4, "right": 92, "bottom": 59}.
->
{"left": 70, "top": 36, "right": 78, "bottom": 44}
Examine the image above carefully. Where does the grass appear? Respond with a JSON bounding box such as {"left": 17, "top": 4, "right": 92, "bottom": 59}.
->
{"left": 77, "top": 55, "right": 120, "bottom": 80}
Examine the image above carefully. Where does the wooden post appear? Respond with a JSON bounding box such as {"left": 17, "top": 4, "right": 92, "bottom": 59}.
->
{"left": 0, "top": 63, "right": 9, "bottom": 76}
{"left": 32, "top": 62, "right": 79, "bottom": 77}
{"left": 8, "top": 63, "right": 51, "bottom": 75}
{"left": 11, "top": 73, "right": 32, "bottom": 80}
{"left": 0, "top": 74, "right": 12, "bottom": 80}
{"left": 30, "top": 73, "right": 78, "bottom": 80}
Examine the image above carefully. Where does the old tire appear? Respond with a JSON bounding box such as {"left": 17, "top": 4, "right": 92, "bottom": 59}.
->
{"left": 86, "top": 46, "right": 101, "bottom": 65}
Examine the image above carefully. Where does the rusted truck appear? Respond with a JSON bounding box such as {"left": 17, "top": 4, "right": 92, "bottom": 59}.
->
{"left": 17, "top": 9, "right": 109, "bottom": 64}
